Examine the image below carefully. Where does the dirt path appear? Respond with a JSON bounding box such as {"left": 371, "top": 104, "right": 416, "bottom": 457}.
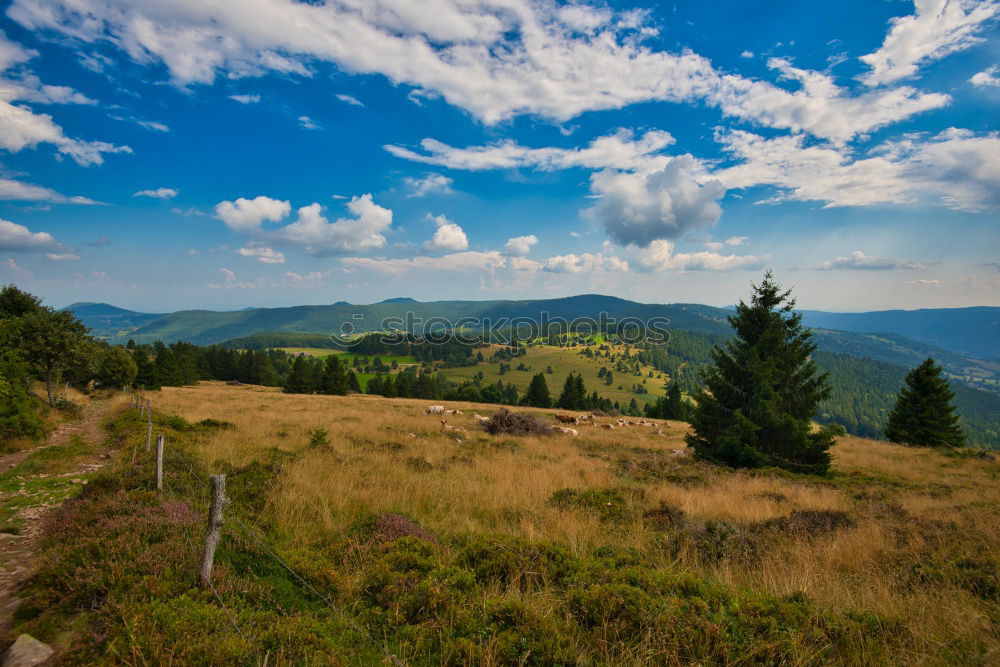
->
{"left": 0, "top": 398, "right": 117, "bottom": 636}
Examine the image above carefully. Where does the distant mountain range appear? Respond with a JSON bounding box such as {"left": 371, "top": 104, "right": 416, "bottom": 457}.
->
{"left": 63, "top": 297, "right": 999, "bottom": 387}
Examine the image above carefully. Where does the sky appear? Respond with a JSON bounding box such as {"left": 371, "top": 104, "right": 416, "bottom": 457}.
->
{"left": 0, "top": 0, "right": 997, "bottom": 313}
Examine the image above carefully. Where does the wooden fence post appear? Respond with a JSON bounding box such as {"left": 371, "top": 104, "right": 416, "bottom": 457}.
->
{"left": 145, "top": 399, "right": 151, "bottom": 419}
{"left": 155, "top": 435, "right": 164, "bottom": 491}
{"left": 200, "top": 474, "right": 228, "bottom": 588}
{"left": 146, "top": 418, "right": 153, "bottom": 452}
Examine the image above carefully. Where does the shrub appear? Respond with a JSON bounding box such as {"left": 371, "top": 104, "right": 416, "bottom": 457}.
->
{"left": 307, "top": 427, "right": 330, "bottom": 449}
{"left": 549, "top": 486, "right": 645, "bottom": 523}
{"left": 483, "top": 408, "right": 551, "bottom": 436}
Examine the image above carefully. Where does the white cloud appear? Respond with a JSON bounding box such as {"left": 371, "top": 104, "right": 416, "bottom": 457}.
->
{"left": 386, "top": 129, "right": 675, "bottom": 171}
{"left": 133, "top": 187, "right": 178, "bottom": 199}
{"left": 136, "top": 119, "right": 170, "bottom": 132}
{"left": 615, "top": 239, "right": 762, "bottom": 272}
{"left": 207, "top": 267, "right": 267, "bottom": 290}
{"left": 336, "top": 93, "right": 364, "bottom": 106}
{"left": 229, "top": 93, "right": 260, "bottom": 104}
{"left": 502, "top": 234, "right": 538, "bottom": 257}
{"left": 715, "top": 127, "right": 1000, "bottom": 212}
{"left": 0, "top": 217, "right": 58, "bottom": 251}
{"left": 589, "top": 156, "right": 726, "bottom": 247}
{"left": 7, "top": 0, "right": 947, "bottom": 141}
{"left": 422, "top": 213, "right": 468, "bottom": 252}
{"left": 45, "top": 252, "right": 80, "bottom": 261}
{"left": 725, "top": 235, "right": 748, "bottom": 246}
{"left": 404, "top": 173, "right": 454, "bottom": 197}
{"left": 237, "top": 244, "right": 285, "bottom": 264}
{"left": 544, "top": 252, "right": 628, "bottom": 274}
{"left": 0, "top": 177, "right": 101, "bottom": 204}
{"left": 0, "top": 99, "right": 131, "bottom": 166}
{"left": 806, "top": 250, "right": 925, "bottom": 271}
{"left": 740, "top": 50, "right": 754, "bottom": 59}
{"left": 214, "top": 196, "right": 291, "bottom": 232}
{"left": 859, "top": 0, "right": 1000, "bottom": 86}
{"left": 3, "top": 257, "right": 32, "bottom": 278}
{"left": 907, "top": 278, "right": 941, "bottom": 284}
{"left": 341, "top": 250, "right": 509, "bottom": 274}
{"left": 970, "top": 65, "right": 1000, "bottom": 86}
{"left": 270, "top": 195, "right": 393, "bottom": 255}
{"left": 298, "top": 115, "right": 319, "bottom": 130}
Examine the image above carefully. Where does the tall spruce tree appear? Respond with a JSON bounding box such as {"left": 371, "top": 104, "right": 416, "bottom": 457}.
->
{"left": 284, "top": 356, "right": 314, "bottom": 394}
{"left": 686, "top": 272, "right": 835, "bottom": 474}
{"left": 884, "top": 358, "right": 966, "bottom": 447}
{"left": 525, "top": 373, "right": 552, "bottom": 408}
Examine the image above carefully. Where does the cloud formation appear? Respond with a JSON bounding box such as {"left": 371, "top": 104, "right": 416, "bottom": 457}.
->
{"left": 133, "top": 187, "right": 178, "bottom": 199}
{"left": 0, "top": 177, "right": 101, "bottom": 204}
{"left": 422, "top": 214, "right": 468, "bottom": 252}
{"left": 502, "top": 235, "right": 538, "bottom": 257}
{"left": 238, "top": 244, "right": 286, "bottom": 264}
{"left": 7, "top": 0, "right": 949, "bottom": 141}
{"left": 215, "top": 196, "right": 292, "bottom": 232}
{"left": 859, "top": 0, "right": 1000, "bottom": 86}
{"left": 589, "top": 156, "right": 726, "bottom": 247}
{"left": 404, "top": 173, "right": 454, "bottom": 197}
{"left": 806, "top": 250, "right": 925, "bottom": 270}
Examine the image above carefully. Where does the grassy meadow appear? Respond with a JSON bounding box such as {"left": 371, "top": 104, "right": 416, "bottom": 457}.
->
{"left": 442, "top": 342, "right": 672, "bottom": 407}
{"left": 13, "top": 381, "right": 999, "bottom": 664}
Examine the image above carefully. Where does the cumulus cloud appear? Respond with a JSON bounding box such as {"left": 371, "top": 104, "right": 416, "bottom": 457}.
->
{"left": 229, "top": 93, "right": 260, "bottom": 103}
{"left": 207, "top": 267, "right": 267, "bottom": 290}
{"left": 859, "top": 0, "right": 1000, "bottom": 87}
{"left": 269, "top": 195, "right": 393, "bottom": 255}
{"left": 404, "top": 173, "right": 454, "bottom": 197}
{"left": 0, "top": 177, "right": 101, "bottom": 204}
{"left": 133, "top": 187, "right": 178, "bottom": 199}
{"left": 336, "top": 93, "right": 364, "bottom": 106}
{"left": 589, "top": 156, "right": 725, "bottom": 247}
{"left": 6, "top": 0, "right": 948, "bottom": 141}
{"left": 214, "top": 196, "right": 291, "bottom": 232}
{"left": 45, "top": 252, "right": 79, "bottom": 261}
{"left": 386, "top": 129, "right": 675, "bottom": 172}
{"left": 237, "top": 244, "right": 285, "bottom": 264}
{"left": 422, "top": 213, "right": 468, "bottom": 252}
{"left": 805, "top": 250, "right": 925, "bottom": 271}
{"left": 502, "top": 234, "right": 538, "bottom": 257}
{"left": 0, "top": 217, "right": 59, "bottom": 251}
{"left": 970, "top": 65, "right": 1000, "bottom": 86}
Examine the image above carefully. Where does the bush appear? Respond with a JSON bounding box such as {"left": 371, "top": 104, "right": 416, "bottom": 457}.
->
{"left": 483, "top": 408, "right": 551, "bottom": 436}
{"left": 307, "top": 427, "right": 330, "bottom": 449}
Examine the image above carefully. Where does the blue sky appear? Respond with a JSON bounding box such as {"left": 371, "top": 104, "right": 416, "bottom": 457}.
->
{"left": 0, "top": 0, "right": 997, "bottom": 312}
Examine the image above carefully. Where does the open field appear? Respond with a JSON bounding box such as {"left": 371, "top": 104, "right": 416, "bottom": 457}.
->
{"left": 143, "top": 384, "right": 1000, "bottom": 660}
{"left": 275, "top": 347, "right": 417, "bottom": 366}
{"left": 442, "top": 343, "right": 672, "bottom": 407}
{"left": 11, "top": 381, "right": 999, "bottom": 663}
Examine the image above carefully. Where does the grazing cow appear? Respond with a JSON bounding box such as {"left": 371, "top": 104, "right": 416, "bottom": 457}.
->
{"left": 555, "top": 414, "right": 579, "bottom": 424}
{"left": 579, "top": 414, "right": 597, "bottom": 424}
{"left": 601, "top": 424, "right": 615, "bottom": 430}
{"left": 472, "top": 413, "right": 490, "bottom": 428}
{"left": 552, "top": 426, "right": 579, "bottom": 436}
{"left": 425, "top": 405, "right": 446, "bottom": 415}
{"left": 440, "top": 420, "right": 467, "bottom": 435}
{"left": 444, "top": 408, "right": 463, "bottom": 415}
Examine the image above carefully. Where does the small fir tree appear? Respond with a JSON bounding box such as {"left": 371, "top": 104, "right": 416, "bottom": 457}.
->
{"left": 884, "top": 358, "right": 966, "bottom": 447}
{"left": 525, "top": 373, "right": 552, "bottom": 408}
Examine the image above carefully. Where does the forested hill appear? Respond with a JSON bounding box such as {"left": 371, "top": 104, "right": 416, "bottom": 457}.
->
{"left": 65, "top": 297, "right": 998, "bottom": 394}
{"left": 800, "top": 306, "right": 999, "bottom": 360}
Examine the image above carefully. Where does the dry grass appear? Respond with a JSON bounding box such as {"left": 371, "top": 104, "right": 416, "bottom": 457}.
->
{"left": 151, "top": 381, "right": 1000, "bottom": 662}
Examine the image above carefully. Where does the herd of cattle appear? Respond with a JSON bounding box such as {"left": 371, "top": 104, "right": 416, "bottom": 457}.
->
{"left": 423, "top": 404, "right": 667, "bottom": 438}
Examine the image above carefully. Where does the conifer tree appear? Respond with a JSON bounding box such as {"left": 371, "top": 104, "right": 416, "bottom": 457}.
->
{"left": 686, "top": 271, "right": 835, "bottom": 474}
{"left": 525, "top": 373, "right": 552, "bottom": 408}
{"left": 884, "top": 358, "right": 966, "bottom": 447}
{"left": 557, "top": 372, "right": 586, "bottom": 409}
{"left": 320, "top": 355, "right": 349, "bottom": 395}
{"left": 347, "top": 371, "right": 362, "bottom": 393}
{"left": 284, "top": 356, "right": 314, "bottom": 394}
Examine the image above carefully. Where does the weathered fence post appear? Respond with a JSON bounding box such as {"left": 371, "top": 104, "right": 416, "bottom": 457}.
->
{"left": 146, "top": 418, "right": 153, "bottom": 452}
{"left": 145, "top": 399, "right": 151, "bottom": 419}
{"left": 200, "top": 474, "right": 228, "bottom": 588}
{"left": 155, "top": 435, "right": 164, "bottom": 491}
